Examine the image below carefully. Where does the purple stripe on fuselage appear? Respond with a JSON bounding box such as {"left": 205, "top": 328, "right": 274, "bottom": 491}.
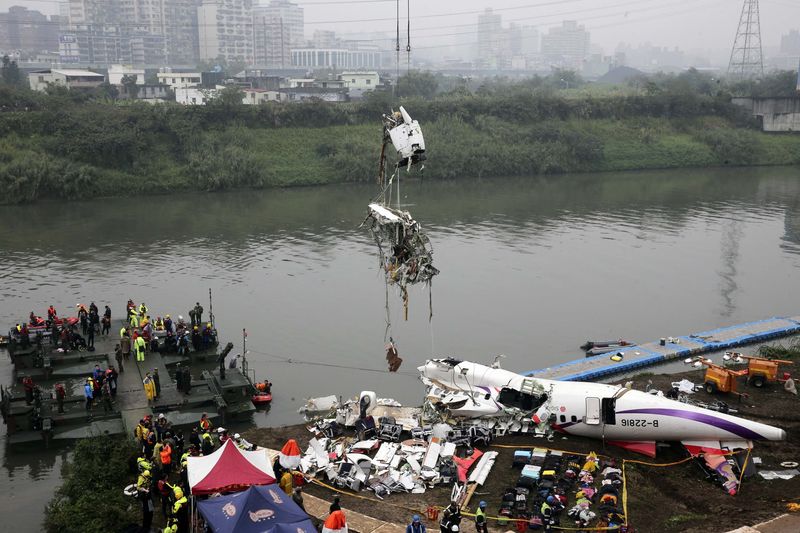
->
{"left": 617, "top": 408, "right": 764, "bottom": 440}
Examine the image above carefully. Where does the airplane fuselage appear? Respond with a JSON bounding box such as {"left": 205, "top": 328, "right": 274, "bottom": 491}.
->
{"left": 418, "top": 359, "right": 786, "bottom": 445}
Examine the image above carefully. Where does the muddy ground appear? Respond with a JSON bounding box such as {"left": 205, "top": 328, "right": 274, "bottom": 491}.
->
{"left": 243, "top": 369, "right": 800, "bottom": 533}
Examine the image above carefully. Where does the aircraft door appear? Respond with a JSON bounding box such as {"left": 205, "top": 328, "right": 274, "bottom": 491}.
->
{"left": 585, "top": 397, "right": 601, "bottom": 425}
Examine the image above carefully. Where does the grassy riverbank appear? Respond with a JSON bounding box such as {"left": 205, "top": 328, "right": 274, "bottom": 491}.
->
{"left": 1, "top": 84, "right": 799, "bottom": 204}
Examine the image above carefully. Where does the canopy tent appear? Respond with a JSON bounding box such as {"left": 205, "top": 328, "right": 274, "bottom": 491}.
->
{"left": 188, "top": 439, "right": 276, "bottom": 495}
{"left": 197, "top": 485, "right": 315, "bottom": 533}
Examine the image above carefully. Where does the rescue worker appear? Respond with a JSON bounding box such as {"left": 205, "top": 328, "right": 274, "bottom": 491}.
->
{"left": 84, "top": 378, "right": 94, "bottom": 415}
{"left": 129, "top": 308, "right": 140, "bottom": 328}
{"left": 86, "top": 321, "right": 95, "bottom": 349}
{"left": 255, "top": 380, "right": 272, "bottom": 394}
{"left": 233, "top": 433, "right": 255, "bottom": 451}
{"left": 47, "top": 305, "right": 57, "bottom": 322}
{"left": 22, "top": 376, "right": 34, "bottom": 405}
{"left": 407, "top": 515, "right": 426, "bottom": 533}
{"left": 156, "top": 472, "right": 171, "bottom": 517}
{"left": 115, "top": 344, "right": 124, "bottom": 372}
{"left": 199, "top": 413, "right": 212, "bottom": 432}
{"left": 156, "top": 413, "right": 172, "bottom": 439}
{"left": 188, "top": 307, "right": 196, "bottom": 328}
{"left": 137, "top": 453, "right": 153, "bottom": 473}
{"left": 78, "top": 304, "right": 88, "bottom": 335}
{"left": 440, "top": 502, "right": 461, "bottom": 533}
{"left": 329, "top": 494, "right": 341, "bottom": 512}
{"left": 164, "top": 314, "right": 173, "bottom": 334}
{"left": 135, "top": 419, "right": 149, "bottom": 446}
{"left": 217, "top": 427, "right": 229, "bottom": 446}
{"left": 194, "top": 302, "right": 203, "bottom": 326}
{"left": 152, "top": 367, "right": 161, "bottom": 398}
{"left": 107, "top": 366, "right": 118, "bottom": 397}
{"left": 143, "top": 373, "right": 156, "bottom": 405}
{"left": 280, "top": 469, "right": 293, "bottom": 495}
{"left": 101, "top": 379, "right": 113, "bottom": 413}
{"left": 135, "top": 335, "right": 146, "bottom": 362}
{"left": 55, "top": 382, "right": 66, "bottom": 413}
{"left": 160, "top": 441, "right": 173, "bottom": 475}
{"left": 172, "top": 485, "right": 189, "bottom": 533}
{"left": 155, "top": 316, "right": 164, "bottom": 330}
{"left": 200, "top": 430, "right": 214, "bottom": 455}
{"left": 475, "top": 501, "right": 488, "bottom": 533}
{"left": 139, "top": 302, "right": 148, "bottom": 319}
{"left": 137, "top": 469, "right": 154, "bottom": 533}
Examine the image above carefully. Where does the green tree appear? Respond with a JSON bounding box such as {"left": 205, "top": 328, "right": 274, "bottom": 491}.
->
{"left": 120, "top": 74, "right": 139, "bottom": 99}
{"left": 1, "top": 55, "right": 22, "bottom": 87}
{"left": 45, "top": 436, "right": 139, "bottom": 533}
{"left": 396, "top": 70, "right": 438, "bottom": 99}
{"left": 209, "top": 85, "right": 244, "bottom": 107}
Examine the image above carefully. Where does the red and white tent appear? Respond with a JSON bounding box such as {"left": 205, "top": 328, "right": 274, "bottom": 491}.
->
{"left": 188, "top": 439, "right": 276, "bottom": 495}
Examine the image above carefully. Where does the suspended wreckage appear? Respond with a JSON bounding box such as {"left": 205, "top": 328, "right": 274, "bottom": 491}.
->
{"left": 363, "top": 107, "right": 438, "bottom": 323}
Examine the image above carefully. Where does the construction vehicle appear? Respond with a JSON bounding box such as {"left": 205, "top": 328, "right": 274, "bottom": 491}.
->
{"left": 697, "top": 359, "right": 749, "bottom": 396}
{"left": 737, "top": 355, "right": 793, "bottom": 388}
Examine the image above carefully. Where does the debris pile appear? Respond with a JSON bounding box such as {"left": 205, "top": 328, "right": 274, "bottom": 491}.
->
{"left": 295, "top": 391, "right": 497, "bottom": 501}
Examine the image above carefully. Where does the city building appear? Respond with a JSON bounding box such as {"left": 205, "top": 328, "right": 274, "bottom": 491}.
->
{"left": 28, "top": 68, "right": 105, "bottom": 91}
{"left": 253, "top": 0, "right": 304, "bottom": 68}
{"left": 476, "top": 8, "right": 503, "bottom": 69}
{"left": 780, "top": 29, "right": 800, "bottom": 56}
{"left": 0, "top": 6, "right": 61, "bottom": 56}
{"left": 60, "top": 0, "right": 199, "bottom": 66}
{"left": 118, "top": 84, "right": 171, "bottom": 101}
{"left": 541, "top": 21, "right": 590, "bottom": 69}
{"left": 242, "top": 87, "right": 285, "bottom": 103}
{"left": 290, "top": 47, "right": 382, "bottom": 69}
{"left": 338, "top": 71, "right": 380, "bottom": 98}
{"left": 175, "top": 86, "right": 220, "bottom": 105}
{"left": 197, "top": 0, "right": 254, "bottom": 64}
{"left": 108, "top": 64, "right": 145, "bottom": 85}
{"left": 157, "top": 70, "right": 202, "bottom": 89}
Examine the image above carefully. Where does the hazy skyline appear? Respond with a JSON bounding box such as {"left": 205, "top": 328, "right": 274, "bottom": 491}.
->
{"left": 2, "top": 0, "right": 798, "bottom": 61}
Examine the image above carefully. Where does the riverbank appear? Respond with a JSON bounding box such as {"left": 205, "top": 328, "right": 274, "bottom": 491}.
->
{"left": 2, "top": 86, "right": 800, "bottom": 204}
{"left": 240, "top": 367, "right": 800, "bottom": 533}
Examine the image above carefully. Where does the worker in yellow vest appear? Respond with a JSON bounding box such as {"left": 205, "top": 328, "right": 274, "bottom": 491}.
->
{"left": 135, "top": 336, "right": 146, "bottom": 361}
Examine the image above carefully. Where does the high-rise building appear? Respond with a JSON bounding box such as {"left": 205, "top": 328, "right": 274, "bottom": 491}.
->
{"left": 541, "top": 21, "right": 590, "bottom": 69}
{"left": 780, "top": 29, "right": 800, "bottom": 56}
{"left": 252, "top": 0, "right": 303, "bottom": 68}
{"left": 61, "top": 0, "right": 200, "bottom": 66}
{"left": 476, "top": 8, "right": 503, "bottom": 68}
{"left": 198, "top": 0, "right": 254, "bottom": 64}
{"left": 0, "top": 6, "right": 61, "bottom": 55}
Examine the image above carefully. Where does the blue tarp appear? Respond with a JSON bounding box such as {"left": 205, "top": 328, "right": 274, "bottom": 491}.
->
{"left": 197, "top": 485, "right": 315, "bottom": 533}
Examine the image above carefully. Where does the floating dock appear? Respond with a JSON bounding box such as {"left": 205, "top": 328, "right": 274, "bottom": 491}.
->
{"left": 526, "top": 316, "right": 800, "bottom": 381}
{"left": 2, "top": 315, "right": 257, "bottom": 446}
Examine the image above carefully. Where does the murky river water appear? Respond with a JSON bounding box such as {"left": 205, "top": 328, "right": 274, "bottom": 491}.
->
{"left": 2, "top": 166, "right": 800, "bottom": 527}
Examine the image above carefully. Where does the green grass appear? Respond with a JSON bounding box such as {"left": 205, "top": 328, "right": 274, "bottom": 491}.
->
{"left": 2, "top": 113, "right": 800, "bottom": 203}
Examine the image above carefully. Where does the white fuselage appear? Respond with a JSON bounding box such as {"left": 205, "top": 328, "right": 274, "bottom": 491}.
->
{"left": 418, "top": 359, "right": 786, "bottom": 444}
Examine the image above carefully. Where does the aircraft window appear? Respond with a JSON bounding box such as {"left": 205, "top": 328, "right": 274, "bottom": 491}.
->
{"left": 559, "top": 415, "right": 566, "bottom": 423}
{"left": 571, "top": 416, "right": 577, "bottom": 423}
{"left": 484, "top": 393, "right": 491, "bottom": 400}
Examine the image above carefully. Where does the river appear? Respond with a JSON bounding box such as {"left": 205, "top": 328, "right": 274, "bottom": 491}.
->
{"left": 2, "top": 166, "right": 800, "bottom": 527}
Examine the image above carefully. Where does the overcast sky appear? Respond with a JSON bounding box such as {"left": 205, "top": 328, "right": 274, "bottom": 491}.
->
{"left": 3, "top": 0, "right": 799, "bottom": 58}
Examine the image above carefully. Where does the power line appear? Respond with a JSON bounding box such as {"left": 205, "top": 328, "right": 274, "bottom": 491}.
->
{"left": 246, "top": 347, "right": 418, "bottom": 377}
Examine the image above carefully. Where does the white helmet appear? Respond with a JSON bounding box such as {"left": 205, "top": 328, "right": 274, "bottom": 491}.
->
{"left": 234, "top": 433, "right": 241, "bottom": 439}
